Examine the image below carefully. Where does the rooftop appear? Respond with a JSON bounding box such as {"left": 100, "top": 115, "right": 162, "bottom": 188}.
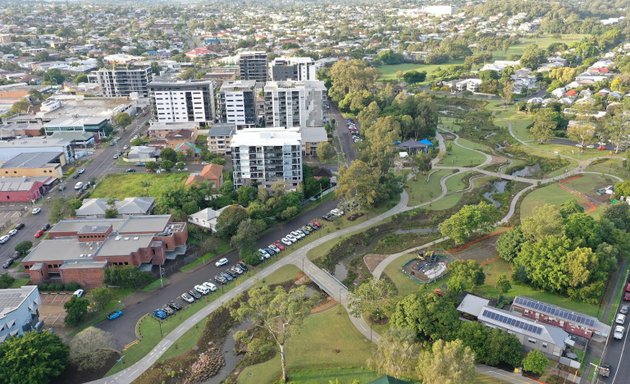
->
{"left": 479, "top": 306, "right": 569, "bottom": 346}
{"left": 1, "top": 152, "right": 61, "bottom": 169}
{"left": 0, "top": 286, "right": 39, "bottom": 319}
{"left": 209, "top": 123, "right": 236, "bottom": 137}
{"left": 50, "top": 214, "right": 171, "bottom": 235}
{"left": 231, "top": 127, "right": 302, "bottom": 147}
{"left": 148, "top": 121, "right": 199, "bottom": 131}
{"left": 220, "top": 80, "right": 257, "bottom": 92}
{"left": 43, "top": 116, "right": 108, "bottom": 128}
{"left": 0, "top": 176, "right": 53, "bottom": 192}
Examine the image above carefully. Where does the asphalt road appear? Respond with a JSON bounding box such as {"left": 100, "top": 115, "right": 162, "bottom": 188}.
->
{"left": 598, "top": 271, "right": 630, "bottom": 384}
{"left": 0, "top": 111, "right": 151, "bottom": 268}
{"left": 329, "top": 106, "right": 356, "bottom": 164}
{"left": 96, "top": 196, "right": 338, "bottom": 349}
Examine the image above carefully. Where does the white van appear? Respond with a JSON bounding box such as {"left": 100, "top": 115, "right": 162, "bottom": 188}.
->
{"left": 74, "top": 182, "right": 84, "bottom": 190}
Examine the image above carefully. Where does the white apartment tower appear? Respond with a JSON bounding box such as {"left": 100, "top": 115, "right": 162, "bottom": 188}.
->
{"left": 230, "top": 128, "right": 303, "bottom": 188}
{"left": 148, "top": 80, "right": 215, "bottom": 123}
{"left": 219, "top": 80, "right": 258, "bottom": 129}
{"left": 263, "top": 80, "right": 326, "bottom": 128}
{"left": 269, "top": 57, "right": 317, "bottom": 81}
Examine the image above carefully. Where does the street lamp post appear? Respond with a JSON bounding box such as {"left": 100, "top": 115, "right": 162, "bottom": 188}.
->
{"left": 157, "top": 318, "right": 163, "bottom": 338}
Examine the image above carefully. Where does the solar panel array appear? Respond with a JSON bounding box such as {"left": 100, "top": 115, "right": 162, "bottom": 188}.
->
{"left": 514, "top": 297, "right": 596, "bottom": 328}
{"left": 482, "top": 309, "right": 543, "bottom": 335}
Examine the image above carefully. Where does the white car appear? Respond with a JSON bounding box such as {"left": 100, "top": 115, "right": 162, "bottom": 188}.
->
{"left": 31, "top": 207, "right": 41, "bottom": 215}
{"left": 7, "top": 229, "right": 17, "bottom": 237}
{"left": 285, "top": 234, "right": 297, "bottom": 242}
{"left": 616, "top": 313, "right": 627, "bottom": 325}
{"left": 73, "top": 289, "right": 84, "bottom": 298}
{"left": 77, "top": 168, "right": 85, "bottom": 174}
{"left": 268, "top": 244, "right": 281, "bottom": 253}
{"left": 113, "top": 154, "right": 119, "bottom": 159}
{"left": 181, "top": 293, "right": 195, "bottom": 303}
{"left": 0, "top": 235, "right": 10, "bottom": 244}
{"left": 74, "top": 182, "right": 84, "bottom": 190}
{"left": 281, "top": 238, "right": 293, "bottom": 246}
{"left": 614, "top": 325, "right": 625, "bottom": 340}
{"left": 194, "top": 285, "right": 210, "bottom": 295}
{"left": 258, "top": 249, "right": 270, "bottom": 259}
{"left": 202, "top": 282, "right": 217, "bottom": 292}
{"left": 330, "top": 208, "right": 345, "bottom": 216}
{"left": 214, "top": 257, "right": 229, "bottom": 267}
{"left": 291, "top": 231, "right": 304, "bottom": 239}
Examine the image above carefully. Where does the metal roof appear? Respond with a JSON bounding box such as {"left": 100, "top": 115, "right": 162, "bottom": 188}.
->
{"left": 0, "top": 286, "right": 39, "bottom": 318}
{"left": 513, "top": 296, "right": 596, "bottom": 328}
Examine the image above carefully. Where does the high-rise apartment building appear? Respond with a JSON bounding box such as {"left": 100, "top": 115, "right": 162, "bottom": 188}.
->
{"left": 148, "top": 80, "right": 215, "bottom": 123}
{"left": 230, "top": 127, "right": 302, "bottom": 188}
{"left": 219, "top": 80, "right": 258, "bottom": 128}
{"left": 93, "top": 66, "right": 153, "bottom": 97}
{"left": 238, "top": 51, "right": 268, "bottom": 82}
{"left": 269, "top": 57, "right": 317, "bottom": 81}
{"left": 263, "top": 80, "right": 326, "bottom": 128}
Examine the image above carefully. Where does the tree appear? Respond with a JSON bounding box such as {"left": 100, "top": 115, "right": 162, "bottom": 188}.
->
{"left": 416, "top": 339, "right": 476, "bottom": 384}
{"left": 69, "top": 327, "right": 117, "bottom": 371}
{"left": 402, "top": 70, "right": 427, "bottom": 84}
{"left": 0, "top": 331, "right": 69, "bottom": 384}
{"left": 439, "top": 202, "right": 497, "bottom": 245}
{"left": 74, "top": 73, "right": 88, "bottom": 83}
{"left": 362, "top": 116, "right": 401, "bottom": 175}
{"left": 113, "top": 112, "right": 132, "bottom": 128}
{"left": 496, "top": 227, "right": 525, "bottom": 262}
{"left": 231, "top": 219, "right": 266, "bottom": 257}
{"left": 175, "top": 161, "right": 186, "bottom": 171}
{"left": 160, "top": 159, "right": 173, "bottom": 171}
{"left": 522, "top": 350, "right": 548, "bottom": 376}
{"left": 145, "top": 161, "right": 158, "bottom": 172}
{"left": 349, "top": 277, "right": 394, "bottom": 322}
{"left": 368, "top": 328, "right": 419, "bottom": 379}
{"left": 232, "top": 285, "right": 315, "bottom": 383}
{"left": 49, "top": 197, "right": 75, "bottom": 223}
{"left": 520, "top": 44, "right": 546, "bottom": 69}
{"left": 316, "top": 142, "right": 335, "bottom": 162}
{"left": 43, "top": 68, "right": 66, "bottom": 85}
{"left": 530, "top": 109, "right": 556, "bottom": 143}
{"left": 14, "top": 241, "right": 33, "bottom": 256}
{"left": 90, "top": 287, "right": 112, "bottom": 311}
{"left": 390, "top": 290, "right": 460, "bottom": 342}
{"left": 336, "top": 160, "right": 381, "bottom": 209}
{"left": 560, "top": 199, "right": 584, "bottom": 218}
{"left": 567, "top": 123, "right": 595, "bottom": 151}
{"left": 521, "top": 204, "right": 563, "bottom": 241}
{"left": 614, "top": 180, "right": 630, "bottom": 198}
{"left": 160, "top": 147, "right": 177, "bottom": 162}
{"left": 603, "top": 203, "right": 630, "bottom": 231}
{"left": 514, "top": 235, "right": 573, "bottom": 293}
{"left": 104, "top": 208, "right": 118, "bottom": 218}
{"left": 446, "top": 260, "right": 485, "bottom": 293}
{"left": 456, "top": 322, "right": 522, "bottom": 368}
{"left": 64, "top": 297, "right": 89, "bottom": 326}
{"left": 150, "top": 61, "right": 161, "bottom": 75}
{"left": 0, "top": 273, "right": 15, "bottom": 289}
{"left": 215, "top": 205, "right": 248, "bottom": 239}
{"left": 601, "top": 113, "right": 630, "bottom": 153}
{"left": 104, "top": 266, "right": 153, "bottom": 288}
{"left": 502, "top": 80, "right": 514, "bottom": 104}
{"left": 412, "top": 151, "right": 432, "bottom": 175}
{"left": 328, "top": 60, "right": 379, "bottom": 106}
{"left": 496, "top": 274, "right": 512, "bottom": 293}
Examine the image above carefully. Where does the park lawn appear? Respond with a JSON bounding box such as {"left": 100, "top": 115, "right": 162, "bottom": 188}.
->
{"left": 279, "top": 368, "right": 380, "bottom": 383}
{"left": 439, "top": 140, "right": 486, "bottom": 167}
{"left": 474, "top": 259, "right": 600, "bottom": 317}
{"left": 520, "top": 184, "right": 576, "bottom": 218}
{"left": 458, "top": 137, "right": 494, "bottom": 154}
{"left": 90, "top": 173, "right": 187, "bottom": 199}
{"left": 180, "top": 240, "right": 232, "bottom": 272}
{"left": 141, "top": 278, "right": 169, "bottom": 292}
{"left": 377, "top": 60, "right": 464, "bottom": 81}
{"left": 238, "top": 304, "right": 373, "bottom": 384}
{"left": 563, "top": 174, "right": 616, "bottom": 194}
{"left": 425, "top": 191, "right": 465, "bottom": 211}
{"left": 491, "top": 34, "right": 587, "bottom": 60}
{"left": 586, "top": 158, "right": 630, "bottom": 179}
{"left": 259, "top": 264, "right": 301, "bottom": 286}
{"left": 445, "top": 171, "right": 472, "bottom": 192}
{"left": 405, "top": 169, "right": 453, "bottom": 206}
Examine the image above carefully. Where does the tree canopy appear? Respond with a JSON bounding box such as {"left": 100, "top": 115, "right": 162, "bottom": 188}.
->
{"left": 0, "top": 331, "right": 69, "bottom": 384}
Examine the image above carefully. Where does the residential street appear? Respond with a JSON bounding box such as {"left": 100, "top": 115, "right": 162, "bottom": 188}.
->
{"left": 329, "top": 106, "right": 356, "bottom": 164}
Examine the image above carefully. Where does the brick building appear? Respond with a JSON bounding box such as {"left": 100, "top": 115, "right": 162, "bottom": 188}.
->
{"left": 22, "top": 215, "right": 187, "bottom": 288}
{"left": 0, "top": 176, "right": 54, "bottom": 203}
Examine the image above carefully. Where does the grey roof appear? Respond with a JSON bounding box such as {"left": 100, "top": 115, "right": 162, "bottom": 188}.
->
{"left": 209, "top": 123, "right": 236, "bottom": 137}
{"left": 76, "top": 197, "right": 155, "bottom": 217}
{"left": 0, "top": 176, "right": 53, "bottom": 192}
{"left": 96, "top": 234, "right": 154, "bottom": 257}
{"left": 49, "top": 131, "right": 96, "bottom": 142}
{"left": 1, "top": 152, "right": 61, "bottom": 169}
{"left": 220, "top": 80, "right": 257, "bottom": 91}
{"left": 50, "top": 214, "right": 170, "bottom": 234}
{"left": 43, "top": 116, "right": 108, "bottom": 128}
{"left": 457, "top": 293, "right": 490, "bottom": 317}
{"left": 78, "top": 225, "right": 111, "bottom": 234}
{"left": 0, "top": 286, "right": 39, "bottom": 318}
{"left": 300, "top": 127, "right": 327, "bottom": 143}
{"left": 23, "top": 238, "right": 97, "bottom": 263}
{"left": 59, "top": 260, "right": 107, "bottom": 269}
{"left": 479, "top": 306, "right": 569, "bottom": 346}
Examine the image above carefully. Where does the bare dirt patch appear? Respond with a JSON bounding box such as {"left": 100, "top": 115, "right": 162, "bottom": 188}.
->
{"left": 310, "top": 297, "right": 338, "bottom": 314}
{"left": 363, "top": 253, "right": 388, "bottom": 273}
{"left": 40, "top": 293, "right": 73, "bottom": 340}
{"left": 448, "top": 234, "right": 503, "bottom": 263}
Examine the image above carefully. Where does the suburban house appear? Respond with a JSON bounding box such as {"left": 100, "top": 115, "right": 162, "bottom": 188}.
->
{"left": 126, "top": 146, "right": 160, "bottom": 163}
{"left": 185, "top": 163, "right": 224, "bottom": 188}
{"left": 457, "top": 293, "right": 569, "bottom": 358}
{"left": 187, "top": 206, "right": 228, "bottom": 231}
{"left": 0, "top": 286, "right": 42, "bottom": 343}
{"left": 455, "top": 78, "right": 482, "bottom": 92}
{"left": 75, "top": 197, "right": 156, "bottom": 218}
{"left": 22, "top": 215, "right": 188, "bottom": 288}
{"left": 207, "top": 123, "right": 236, "bottom": 155}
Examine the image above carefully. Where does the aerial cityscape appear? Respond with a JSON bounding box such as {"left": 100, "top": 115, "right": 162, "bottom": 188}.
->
{"left": 0, "top": 0, "right": 629, "bottom": 383}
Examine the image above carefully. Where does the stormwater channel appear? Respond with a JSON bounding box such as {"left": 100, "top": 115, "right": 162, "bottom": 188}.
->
{"left": 483, "top": 164, "right": 541, "bottom": 207}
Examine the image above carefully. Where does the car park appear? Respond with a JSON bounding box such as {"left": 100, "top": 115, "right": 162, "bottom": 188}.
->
{"left": 194, "top": 285, "right": 210, "bottom": 295}
{"left": 616, "top": 313, "right": 627, "bottom": 325}
{"left": 7, "top": 229, "right": 17, "bottom": 237}
{"left": 202, "top": 282, "right": 217, "bottom": 291}
{"left": 621, "top": 305, "right": 629, "bottom": 314}
{"left": 168, "top": 301, "right": 182, "bottom": 311}
{"left": 215, "top": 257, "right": 229, "bottom": 267}
{"left": 34, "top": 230, "right": 44, "bottom": 238}
{"left": 31, "top": 207, "right": 41, "bottom": 215}
{"left": 153, "top": 309, "right": 168, "bottom": 320}
{"left": 0, "top": 235, "right": 10, "bottom": 244}
{"left": 73, "top": 289, "right": 84, "bottom": 298}
{"left": 181, "top": 293, "right": 195, "bottom": 303}
{"left": 614, "top": 325, "right": 625, "bottom": 340}
{"left": 188, "top": 289, "right": 201, "bottom": 299}
{"left": 107, "top": 310, "right": 123, "bottom": 320}
{"left": 14, "top": 223, "right": 25, "bottom": 230}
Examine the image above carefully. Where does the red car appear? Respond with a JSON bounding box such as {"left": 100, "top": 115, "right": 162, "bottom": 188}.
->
{"left": 624, "top": 292, "right": 630, "bottom": 301}
{"left": 625, "top": 283, "right": 630, "bottom": 293}
{"left": 34, "top": 230, "right": 44, "bottom": 238}
{"left": 310, "top": 220, "right": 321, "bottom": 228}
{"left": 274, "top": 242, "right": 285, "bottom": 251}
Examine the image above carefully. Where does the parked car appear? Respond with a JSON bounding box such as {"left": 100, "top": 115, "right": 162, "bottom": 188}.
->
{"left": 31, "top": 207, "right": 41, "bottom": 215}
{"left": 220, "top": 272, "right": 234, "bottom": 281}
{"left": 621, "top": 305, "right": 629, "bottom": 315}
{"left": 113, "top": 154, "right": 119, "bottom": 159}
{"left": 73, "top": 289, "right": 84, "bottom": 298}
{"left": 34, "top": 230, "right": 44, "bottom": 238}
{"left": 280, "top": 237, "right": 293, "bottom": 246}
{"left": 614, "top": 325, "right": 625, "bottom": 340}
{"left": 2, "top": 260, "right": 11, "bottom": 269}
{"left": 224, "top": 270, "right": 237, "bottom": 279}
{"left": 258, "top": 249, "right": 270, "bottom": 259}
{"left": 74, "top": 182, "right": 84, "bottom": 190}
{"left": 264, "top": 247, "right": 276, "bottom": 256}
{"left": 214, "top": 275, "right": 227, "bottom": 284}
{"left": 625, "top": 292, "right": 630, "bottom": 301}
{"left": 300, "top": 227, "right": 310, "bottom": 235}
{"left": 616, "top": 313, "right": 627, "bottom": 325}
{"left": 626, "top": 283, "right": 630, "bottom": 293}
{"left": 7, "top": 229, "right": 17, "bottom": 237}
{"left": 237, "top": 262, "right": 248, "bottom": 271}
{"left": 72, "top": 173, "right": 80, "bottom": 179}
{"left": 181, "top": 293, "right": 195, "bottom": 303}
{"left": 77, "top": 168, "right": 85, "bottom": 174}
{"left": 194, "top": 285, "right": 210, "bottom": 295}
{"left": 268, "top": 244, "right": 280, "bottom": 253}
{"left": 330, "top": 208, "right": 345, "bottom": 216}
{"left": 9, "top": 251, "right": 20, "bottom": 261}
{"left": 41, "top": 223, "right": 51, "bottom": 231}
{"left": 168, "top": 301, "right": 183, "bottom": 311}
{"left": 14, "top": 223, "right": 25, "bottom": 230}
{"left": 202, "top": 282, "right": 218, "bottom": 291}
{"left": 273, "top": 242, "right": 285, "bottom": 251}
{"left": 153, "top": 309, "right": 168, "bottom": 320}
{"left": 162, "top": 306, "right": 175, "bottom": 316}
{"left": 291, "top": 231, "right": 304, "bottom": 239}
{"left": 286, "top": 234, "right": 297, "bottom": 242}
{"left": 0, "top": 235, "right": 10, "bottom": 244}
{"left": 215, "top": 257, "right": 229, "bottom": 267}
{"left": 310, "top": 220, "right": 321, "bottom": 228}
{"left": 188, "top": 289, "right": 201, "bottom": 299}
{"left": 230, "top": 266, "right": 243, "bottom": 275}
{"left": 107, "top": 310, "right": 124, "bottom": 320}
{"left": 126, "top": 168, "right": 137, "bottom": 173}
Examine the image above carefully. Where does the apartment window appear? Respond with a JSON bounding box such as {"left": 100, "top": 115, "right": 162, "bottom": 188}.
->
{"left": 542, "top": 343, "right": 547, "bottom": 348}
{"left": 527, "top": 338, "right": 536, "bottom": 344}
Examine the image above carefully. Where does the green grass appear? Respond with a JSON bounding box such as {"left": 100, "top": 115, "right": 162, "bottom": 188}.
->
{"left": 586, "top": 158, "right": 630, "bottom": 179}
{"left": 260, "top": 264, "right": 302, "bottom": 286}
{"left": 520, "top": 184, "right": 576, "bottom": 219}
{"left": 10, "top": 277, "right": 30, "bottom": 288}
{"left": 90, "top": 173, "right": 187, "bottom": 199}
{"left": 141, "top": 278, "right": 169, "bottom": 292}
{"left": 72, "top": 288, "right": 133, "bottom": 335}
{"left": 376, "top": 60, "right": 464, "bottom": 81}
{"left": 405, "top": 169, "right": 452, "bottom": 206}
{"left": 180, "top": 241, "right": 232, "bottom": 273}
{"left": 278, "top": 368, "right": 380, "bottom": 383}
{"left": 383, "top": 254, "right": 441, "bottom": 297}
{"left": 491, "top": 35, "right": 587, "bottom": 60}
{"left": 563, "top": 174, "right": 615, "bottom": 194}
{"left": 158, "top": 317, "right": 209, "bottom": 362}
{"left": 238, "top": 304, "right": 373, "bottom": 384}
{"left": 458, "top": 138, "right": 494, "bottom": 154}
{"left": 439, "top": 140, "right": 486, "bottom": 167}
